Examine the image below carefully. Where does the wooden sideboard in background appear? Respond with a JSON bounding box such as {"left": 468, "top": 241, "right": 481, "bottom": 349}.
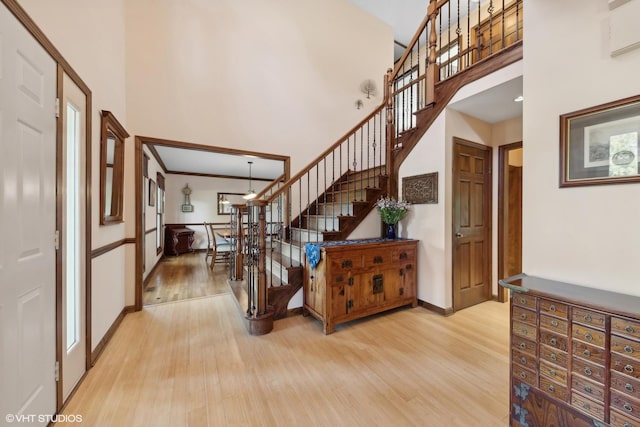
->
{"left": 303, "top": 238, "right": 418, "bottom": 334}
{"left": 164, "top": 225, "right": 195, "bottom": 256}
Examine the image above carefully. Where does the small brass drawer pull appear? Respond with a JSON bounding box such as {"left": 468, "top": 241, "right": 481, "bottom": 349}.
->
{"left": 373, "top": 256, "right": 383, "bottom": 264}
{"left": 550, "top": 338, "right": 557, "bottom": 346}
{"left": 624, "top": 422, "right": 632, "bottom": 427}
{"left": 522, "top": 328, "right": 528, "bottom": 335}
{"left": 548, "top": 384, "right": 555, "bottom": 392}
{"left": 585, "top": 333, "right": 593, "bottom": 341}
{"left": 626, "top": 325, "right": 636, "bottom": 334}
{"left": 625, "top": 345, "right": 634, "bottom": 354}
{"left": 626, "top": 383, "right": 635, "bottom": 392}
{"left": 584, "top": 349, "right": 591, "bottom": 357}
{"left": 550, "top": 353, "right": 557, "bottom": 361}
{"left": 520, "top": 372, "right": 526, "bottom": 379}
{"left": 549, "top": 369, "right": 556, "bottom": 377}
{"left": 520, "top": 298, "right": 526, "bottom": 305}
{"left": 585, "top": 367, "right": 593, "bottom": 376}
{"left": 583, "top": 402, "right": 591, "bottom": 410}
{"left": 520, "top": 342, "right": 526, "bottom": 350}
{"left": 585, "top": 314, "right": 592, "bottom": 322}
{"left": 625, "top": 364, "right": 634, "bottom": 374}
{"left": 624, "top": 402, "right": 633, "bottom": 412}
{"left": 520, "top": 313, "right": 527, "bottom": 320}
{"left": 549, "top": 304, "right": 556, "bottom": 312}
{"left": 551, "top": 320, "right": 559, "bottom": 327}
{"left": 584, "top": 385, "right": 592, "bottom": 393}
{"left": 520, "top": 357, "right": 527, "bottom": 365}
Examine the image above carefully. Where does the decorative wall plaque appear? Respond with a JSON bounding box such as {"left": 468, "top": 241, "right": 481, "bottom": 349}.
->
{"left": 402, "top": 172, "right": 438, "bottom": 204}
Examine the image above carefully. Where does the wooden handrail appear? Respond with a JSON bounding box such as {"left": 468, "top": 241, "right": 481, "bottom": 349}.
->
{"left": 391, "top": 14, "right": 430, "bottom": 80}
{"left": 391, "top": 74, "right": 427, "bottom": 97}
{"left": 255, "top": 173, "right": 286, "bottom": 200}
{"left": 265, "top": 99, "right": 388, "bottom": 203}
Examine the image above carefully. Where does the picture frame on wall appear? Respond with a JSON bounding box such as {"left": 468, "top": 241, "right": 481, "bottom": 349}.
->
{"left": 217, "top": 192, "right": 245, "bottom": 215}
{"left": 148, "top": 179, "right": 156, "bottom": 206}
{"left": 560, "top": 94, "right": 640, "bottom": 187}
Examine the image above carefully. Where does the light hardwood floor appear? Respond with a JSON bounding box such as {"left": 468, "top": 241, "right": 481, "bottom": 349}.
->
{"left": 60, "top": 259, "right": 511, "bottom": 426}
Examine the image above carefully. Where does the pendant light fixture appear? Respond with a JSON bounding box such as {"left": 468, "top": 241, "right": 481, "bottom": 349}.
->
{"left": 243, "top": 161, "right": 257, "bottom": 200}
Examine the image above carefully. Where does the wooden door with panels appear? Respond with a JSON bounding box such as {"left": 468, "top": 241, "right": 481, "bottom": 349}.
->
{"left": 452, "top": 138, "right": 492, "bottom": 311}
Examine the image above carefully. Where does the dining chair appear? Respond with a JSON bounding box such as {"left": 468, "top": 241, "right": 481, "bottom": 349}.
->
{"left": 204, "top": 222, "right": 214, "bottom": 262}
{"left": 209, "top": 223, "right": 232, "bottom": 269}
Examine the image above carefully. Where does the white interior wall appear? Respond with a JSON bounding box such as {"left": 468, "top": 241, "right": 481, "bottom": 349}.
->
{"left": 523, "top": 0, "right": 640, "bottom": 294}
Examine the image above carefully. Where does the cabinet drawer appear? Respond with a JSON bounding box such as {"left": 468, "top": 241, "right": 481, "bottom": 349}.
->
{"left": 540, "top": 360, "right": 567, "bottom": 384}
{"left": 362, "top": 250, "right": 391, "bottom": 268}
{"left": 612, "top": 370, "right": 640, "bottom": 400}
{"left": 571, "top": 392, "right": 605, "bottom": 421}
{"left": 392, "top": 246, "right": 416, "bottom": 263}
{"left": 572, "top": 340, "right": 607, "bottom": 365}
{"left": 513, "top": 321, "right": 537, "bottom": 341}
{"left": 572, "top": 307, "right": 606, "bottom": 330}
{"left": 572, "top": 324, "right": 606, "bottom": 348}
{"left": 512, "top": 335, "right": 536, "bottom": 356}
{"left": 573, "top": 357, "right": 606, "bottom": 384}
{"left": 539, "top": 299, "right": 568, "bottom": 319}
{"left": 611, "top": 390, "right": 640, "bottom": 421}
{"left": 540, "top": 344, "right": 567, "bottom": 368}
{"left": 613, "top": 335, "right": 640, "bottom": 361}
{"left": 540, "top": 314, "right": 568, "bottom": 334}
{"left": 613, "top": 317, "right": 640, "bottom": 341}
{"left": 512, "top": 363, "right": 537, "bottom": 387}
{"left": 513, "top": 294, "right": 536, "bottom": 311}
{"left": 540, "top": 376, "right": 569, "bottom": 402}
{"left": 540, "top": 330, "right": 568, "bottom": 352}
{"left": 330, "top": 256, "right": 361, "bottom": 273}
{"left": 613, "top": 354, "right": 640, "bottom": 379}
{"left": 611, "top": 409, "right": 640, "bottom": 427}
{"left": 572, "top": 374, "right": 605, "bottom": 403}
{"left": 512, "top": 348, "right": 536, "bottom": 371}
{"left": 513, "top": 306, "right": 537, "bottom": 325}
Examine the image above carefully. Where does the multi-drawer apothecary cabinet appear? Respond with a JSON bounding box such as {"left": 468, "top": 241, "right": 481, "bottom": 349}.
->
{"left": 501, "top": 274, "right": 640, "bottom": 427}
{"left": 303, "top": 238, "right": 418, "bottom": 334}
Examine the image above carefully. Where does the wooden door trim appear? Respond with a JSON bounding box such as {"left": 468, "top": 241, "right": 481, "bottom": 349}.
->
{"left": 452, "top": 137, "right": 493, "bottom": 311}
{"left": 497, "top": 141, "right": 522, "bottom": 303}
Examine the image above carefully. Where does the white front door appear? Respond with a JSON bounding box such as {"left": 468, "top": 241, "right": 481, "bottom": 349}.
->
{"left": 0, "top": 2, "right": 57, "bottom": 424}
{"left": 60, "top": 73, "right": 87, "bottom": 401}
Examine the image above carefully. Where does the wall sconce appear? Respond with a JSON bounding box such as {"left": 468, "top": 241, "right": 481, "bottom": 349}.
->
{"left": 355, "top": 99, "right": 364, "bottom": 109}
{"left": 360, "top": 79, "right": 377, "bottom": 99}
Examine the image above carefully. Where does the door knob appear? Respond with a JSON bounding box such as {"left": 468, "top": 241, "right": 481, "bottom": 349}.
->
{"left": 455, "top": 232, "right": 464, "bottom": 238}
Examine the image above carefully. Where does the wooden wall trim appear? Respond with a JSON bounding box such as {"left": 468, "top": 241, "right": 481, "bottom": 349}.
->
{"left": 90, "top": 305, "right": 135, "bottom": 366}
{"left": 418, "top": 299, "right": 454, "bottom": 316}
{"left": 91, "top": 238, "right": 136, "bottom": 259}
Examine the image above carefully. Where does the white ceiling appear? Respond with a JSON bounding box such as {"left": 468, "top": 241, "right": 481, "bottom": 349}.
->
{"left": 149, "top": 0, "right": 521, "bottom": 178}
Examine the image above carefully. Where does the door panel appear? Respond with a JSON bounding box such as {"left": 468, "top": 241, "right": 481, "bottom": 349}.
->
{"left": 453, "top": 139, "right": 492, "bottom": 311}
{"left": 0, "top": 2, "right": 57, "bottom": 422}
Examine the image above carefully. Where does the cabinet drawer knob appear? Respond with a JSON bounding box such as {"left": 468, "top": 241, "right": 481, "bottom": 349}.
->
{"left": 520, "top": 357, "right": 527, "bottom": 365}
{"left": 583, "top": 349, "right": 591, "bottom": 357}
{"left": 583, "top": 402, "right": 591, "bottom": 410}
{"left": 550, "top": 353, "right": 557, "bottom": 361}
{"left": 626, "top": 383, "right": 635, "bottom": 392}
{"left": 585, "top": 367, "right": 593, "bottom": 376}
{"left": 551, "top": 320, "right": 559, "bottom": 327}
{"left": 521, "top": 328, "right": 528, "bottom": 335}
{"left": 549, "top": 304, "right": 556, "bottom": 312}
{"left": 625, "top": 345, "right": 634, "bottom": 354}
{"left": 520, "top": 372, "right": 527, "bottom": 379}
{"left": 520, "top": 313, "right": 527, "bottom": 320}
{"left": 626, "top": 325, "right": 636, "bottom": 334}
{"left": 550, "top": 338, "right": 557, "bottom": 346}
{"left": 520, "top": 342, "right": 526, "bottom": 350}
{"left": 585, "top": 314, "right": 592, "bottom": 322}
{"left": 520, "top": 298, "right": 526, "bottom": 305}
{"left": 624, "top": 422, "right": 632, "bottom": 427}
{"left": 584, "top": 385, "right": 592, "bottom": 393}
{"left": 585, "top": 333, "right": 593, "bottom": 341}
{"left": 549, "top": 369, "right": 556, "bottom": 377}
{"left": 624, "top": 402, "right": 633, "bottom": 412}
{"left": 625, "top": 365, "right": 635, "bottom": 374}
{"left": 548, "top": 384, "right": 555, "bottom": 392}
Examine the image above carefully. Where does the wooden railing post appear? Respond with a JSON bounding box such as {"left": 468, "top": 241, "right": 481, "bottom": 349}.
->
{"left": 425, "top": 0, "right": 440, "bottom": 107}
{"left": 231, "top": 204, "right": 244, "bottom": 281}
{"left": 384, "top": 68, "right": 395, "bottom": 196}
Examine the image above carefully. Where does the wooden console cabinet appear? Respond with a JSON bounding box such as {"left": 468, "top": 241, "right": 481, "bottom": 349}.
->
{"left": 164, "top": 226, "right": 195, "bottom": 256}
{"left": 303, "top": 238, "right": 418, "bottom": 334}
{"left": 501, "top": 274, "right": 640, "bottom": 427}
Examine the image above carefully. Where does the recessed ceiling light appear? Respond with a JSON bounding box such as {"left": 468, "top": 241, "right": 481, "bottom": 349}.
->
{"left": 514, "top": 95, "right": 524, "bottom": 102}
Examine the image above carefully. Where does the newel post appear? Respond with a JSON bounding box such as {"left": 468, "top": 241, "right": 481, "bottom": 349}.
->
{"left": 384, "top": 68, "right": 396, "bottom": 196}
{"left": 426, "top": 0, "right": 439, "bottom": 106}
{"left": 231, "top": 204, "right": 244, "bottom": 281}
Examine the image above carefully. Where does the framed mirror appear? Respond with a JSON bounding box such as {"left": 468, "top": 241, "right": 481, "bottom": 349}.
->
{"left": 100, "top": 110, "right": 129, "bottom": 225}
{"left": 218, "top": 192, "right": 245, "bottom": 215}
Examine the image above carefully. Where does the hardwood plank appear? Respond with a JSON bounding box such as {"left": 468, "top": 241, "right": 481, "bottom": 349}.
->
{"left": 56, "top": 288, "right": 510, "bottom": 426}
